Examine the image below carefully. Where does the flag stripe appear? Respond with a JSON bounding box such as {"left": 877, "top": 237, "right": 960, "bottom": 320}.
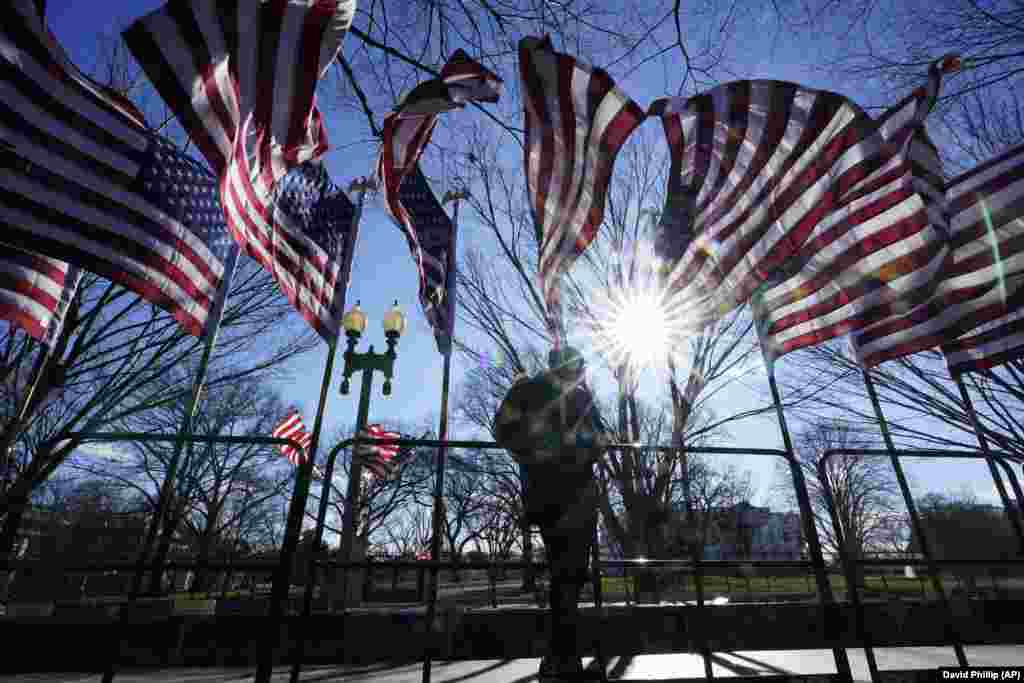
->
{"left": 520, "top": 36, "right": 645, "bottom": 338}
{"left": 0, "top": 248, "right": 80, "bottom": 346}
{"left": 651, "top": 65, "right": 949, "bottom": 361}
{"left": 852, "top": 145, "right": 1024, "bottom": 369}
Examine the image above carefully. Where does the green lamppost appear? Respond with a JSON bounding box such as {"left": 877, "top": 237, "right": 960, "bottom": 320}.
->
{"left": 334, "top": 300, "right": 406, "bottom": 609}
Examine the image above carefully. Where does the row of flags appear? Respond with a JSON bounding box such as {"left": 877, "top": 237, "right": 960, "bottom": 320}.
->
{"left": 5, "top": 0, "right": 1022, "bottom": 415}
{"left": 519, "top": 34, "right": 1024, "bottom": 378}
{"left": 1, "top": 0, "right": 494, "bottom": 369}
{"left": 271, "top": 409, "right": 403, "bottom": 480}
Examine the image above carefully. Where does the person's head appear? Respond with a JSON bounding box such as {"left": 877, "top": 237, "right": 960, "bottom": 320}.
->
{"left": 548, "top": 345, "right": 585, "bottom": 384}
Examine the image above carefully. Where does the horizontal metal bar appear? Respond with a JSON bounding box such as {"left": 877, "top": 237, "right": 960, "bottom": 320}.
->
{"left": 343, "top": 436, "right": 789, "bottom": 458}
{"left": 854, "top": 558, "right": 1024, "bottom": 566}
{"left": 0, "top": 561, "right": 287, "bottom": 572}
{"left": 822, "top": 447, "right": 1021, "bottom": 462}
{"left": 56, "top": 431, "right": 307, "bottom": 456}
{"left": 10, "top": 555, "right": 1019, "bottom": 574}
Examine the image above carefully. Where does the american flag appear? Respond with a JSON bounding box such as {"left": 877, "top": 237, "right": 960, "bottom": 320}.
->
{"left": 0, "top": 248, "right": 80, "bottom": 347}
{"left": 272, "top": 409, "right": 312, "bottom": 466}
{"left": 853, "top": 144, "right": 1024, "bottom": 371}
{"left": 377, "top": 50, "right": 500, "bottom": 320}
{"left": 0, "top": 0, "right": 234, "bottom": 338}
{"left": 354, "top": 424, "right": 401, "bottom": 480}
{"left": 395, "top": 166, "right": 457, "bottom": 354}
{"left": 123, "top": 0, "right": 356, "bottom": 340}
{"left": 651, "top": 58, "right": 958, "bottom": 360}
{"left": 519, "top": 36, "right": 646, "bottom": 343}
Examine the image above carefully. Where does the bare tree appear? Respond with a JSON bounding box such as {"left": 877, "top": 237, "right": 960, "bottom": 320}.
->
{"left": 382, "top": 506, "right": 434, "bottom": 558}
{"left": 778, "top": 342, "right": 1024, "bottom": 460}
{"left": 0, "top": 261, "right": 316, "bottom": 566}
{"left": 0, "top": 13, "right": 328, "bottom": 576}
{"left": 775, "top": 417, "right": 899, "bottom": 571}
{"left": 71, "top": 375, "right": 298, "bottom": 592}
{"left": 797, "top": 0, "right": 1024, "bottom": 168}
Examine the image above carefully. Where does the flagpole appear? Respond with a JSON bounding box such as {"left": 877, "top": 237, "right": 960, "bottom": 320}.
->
{"left": 133, "top": 248, "right": 239, "bottom": 598}
{"left": 289, "top": 178, "right": 373, "bottom": 683}
{"left": 422, "top": 188, "right": 465, "bottom": 683}
{"left": 0, "top": 327, "right": 64, "bottom": 602}
{"left": 0, "top": 275, "right": 81, "bottom": 481}
{"left": 953, "top": 373, "right": 1024, "bottom": 553}
{"left": 860, "top": 367, "right": 969, "bottom": 668}
{"left": 253, "top": 335, "right": 338, "bottom": 683}
{"left": 102, "top": 249, "right": 239, "bottom": 683}
{"left": 764, "top": 365, "right": 854, "bottom": 682}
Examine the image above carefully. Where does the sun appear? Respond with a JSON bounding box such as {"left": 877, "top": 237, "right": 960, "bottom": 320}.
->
{"left": 609, "top": 291, "right": 670, "bottom": 367}
{"left": 592, "top": 285, "right": 674, "bottom": 372}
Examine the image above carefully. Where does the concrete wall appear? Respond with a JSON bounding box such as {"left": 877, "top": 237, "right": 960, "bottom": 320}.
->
{"left": 1, "top": 599, "right": 1022, "bottom": 672}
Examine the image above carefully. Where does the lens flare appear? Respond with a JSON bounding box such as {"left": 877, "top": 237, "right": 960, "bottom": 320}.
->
{"left": 603, "top": 289, "right": 671, "bottom": 369}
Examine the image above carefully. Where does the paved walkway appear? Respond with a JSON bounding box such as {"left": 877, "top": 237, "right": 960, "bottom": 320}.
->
{"left": 4, "top": 646, "right": 1023, "bottom": 682}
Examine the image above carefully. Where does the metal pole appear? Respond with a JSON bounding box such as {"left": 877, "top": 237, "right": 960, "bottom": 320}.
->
{"left": 996, "top": 459, "right": 1024, "bottom": 512}
{"left": 954, "top": 375, "right": 1024, "bottom": 554}
{"left": 422, "top": 190, "right": 462, "bottom": 683}
{"left": 289, "top": 444, "right": 341, "bottom": 683}
{"left": 817, "top": 460, "right": 881, "bottom": 683}
{"left": 421, "top": 347, "right": 452, "bottom": 683}
{"left": 860, "top": 368, "right": 969, "bottom": 668}
{"left": 767, "top": 371, "right": 853, "bottom": 682}
{"left": 339, "top": 363, "right": 375, "bottom": 610}
{"left": 102, "top": 255, "right": 237, "bottom": 683}
{"left": 287, "top": 178, "right": 371, "bottom": 683}
{"left": 253, "top": 338, "right": 340, "bottom": 683}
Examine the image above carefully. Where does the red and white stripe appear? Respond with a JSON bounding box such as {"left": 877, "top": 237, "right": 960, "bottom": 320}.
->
{"left": 942, "top": 309, "right": 1024, "bottom": 376}
{"left": 272, "top": 409, "right": 312, "bottom": 466}
{"left": 377, "top": 49, "right": 501, "bottom": 308}
{"left": 853, "top": 144, "right": 1024, "bottom": 369}
{"left": 355, "top": 423, "right": 401, "bottom": 479}
{"left": 0, "top": 248, "right": 80, "bottom": 347}
{"left": 651, "top": 58, "right": 956, "bottom": 359}
{"left": 123, "top": 0, "right": 356, "bottom": 340}
{"left": 519, "top": 36, "right": 646, "bottom": 340}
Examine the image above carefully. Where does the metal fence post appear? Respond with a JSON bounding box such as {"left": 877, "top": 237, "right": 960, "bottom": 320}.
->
{"left": 861, "top": 370, "right": 970, "bottom": 668}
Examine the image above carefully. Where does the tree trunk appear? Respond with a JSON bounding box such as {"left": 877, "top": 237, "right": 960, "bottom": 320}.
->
{"left": 0, "top": 488, "right": 30, "bottom": 602}
{"left": 149, "top": 498, "right": 186, "bottom": 594}
{"left": 192, "top": 525, "right": 216, "bottom": 593}
{"left": 521, "top": 517, "right": 536, "bottom": 592}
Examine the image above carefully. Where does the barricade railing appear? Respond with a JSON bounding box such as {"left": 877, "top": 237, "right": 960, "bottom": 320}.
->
{"left": 818, "top": 448, "right": 1024, "bottom": 683}
{"left": 6, "top": 434, "right": 1024, "bottom": 681}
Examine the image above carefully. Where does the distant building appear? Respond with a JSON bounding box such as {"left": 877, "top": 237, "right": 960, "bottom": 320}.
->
{"left": 594, "top": 503, "right": 803, "bottom": 564}
{"left": 700, "top": 503, "right": 803, "bottom": 561}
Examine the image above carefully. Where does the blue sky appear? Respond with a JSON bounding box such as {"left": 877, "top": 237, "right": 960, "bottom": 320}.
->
{"left": 44, "top": 0, "right": 1016, "bottom": 520}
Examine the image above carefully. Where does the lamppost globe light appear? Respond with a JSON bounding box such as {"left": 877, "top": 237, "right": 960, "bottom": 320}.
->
{"left": 382, "top": 300, "right": 406, "bottom": 338}
{"left": 342, "top": 301, "right": 368, "bottom": 336}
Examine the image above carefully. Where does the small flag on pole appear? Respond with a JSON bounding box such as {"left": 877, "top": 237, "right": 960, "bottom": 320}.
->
{"left": 395, "top": 166, "right": 458, "bottom": 354}
{"left": 272, "top": 409, "right": 312, "bottom": 466}
{"left": 354, "top": 424, "right": 402, "bottom": 480}
{"left": 377, "top": 50, "right": 500, "bottom": 324}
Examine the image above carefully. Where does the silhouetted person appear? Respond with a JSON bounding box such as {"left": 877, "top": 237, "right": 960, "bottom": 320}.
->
{"left": 494, "top": 346, "right": 606, "bottom": 682}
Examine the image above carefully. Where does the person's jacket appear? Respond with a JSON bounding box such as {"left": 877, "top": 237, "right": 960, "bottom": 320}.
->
{"left": 492, "top": 371, "right": 605, "bottom": 527}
